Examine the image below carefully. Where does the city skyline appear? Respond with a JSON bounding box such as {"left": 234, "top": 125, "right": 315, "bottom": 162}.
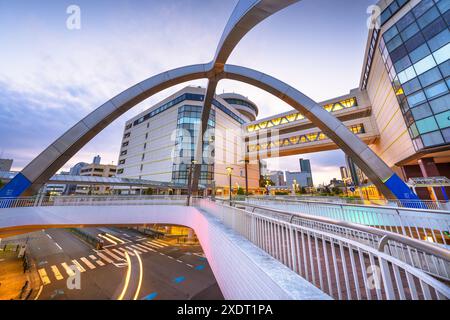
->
{"left": 0, "top": 0, "right": 376, "bottom": 184}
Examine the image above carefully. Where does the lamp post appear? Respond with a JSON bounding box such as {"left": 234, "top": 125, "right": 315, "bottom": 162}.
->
{"left": 292, "top": 179, "right": 299, "bottom": 196}
{"left": 238, "top": 159, "right": 249, "bottom": 196}
{"left": 187, "top": 160, "right": 198, "bottom": 206}
{"left": 226, "top": 166, "right": 234, "bottom": 203}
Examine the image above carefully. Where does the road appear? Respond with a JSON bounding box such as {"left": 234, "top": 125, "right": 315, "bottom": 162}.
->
{"left": 21, "top": 227, "right": 223, "bottom": 300}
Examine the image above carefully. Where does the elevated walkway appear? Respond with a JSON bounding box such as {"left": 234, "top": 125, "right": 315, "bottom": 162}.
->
{"left": 0, "top": 195, "right": 448, "bottom": 300}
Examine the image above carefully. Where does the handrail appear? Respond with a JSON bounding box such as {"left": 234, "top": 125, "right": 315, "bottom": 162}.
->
{"left": 233, "top": 201, "right": 450, "bottom": 262}
{"left": 245, "top": 196, "right": 450, "bottom": 214}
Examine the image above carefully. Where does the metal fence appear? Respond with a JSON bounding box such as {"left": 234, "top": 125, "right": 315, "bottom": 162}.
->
{"left": 243, "top": 198, "right": 450, "bottom": 247}
{"left": 195, "top": 199, "right": 450, "bottom": 300}
{"left": 0, "top": 195, "right": 189, "bottom": 208}
{"left": 247, "top": 195, "right": 450, "bottom": 211}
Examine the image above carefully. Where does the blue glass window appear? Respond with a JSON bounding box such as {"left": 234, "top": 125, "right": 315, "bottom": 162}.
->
{"left": 435, "top": 110, "right": 450, "bottom": 128}
{"left": 407, "top": 90, "right": 427, "bottom": 107}
{"left": 416, "top": 116, "right": 439, "bottom": 133}
{"left": 418, "top": 66, "right": 443, "bottom": 87}
{"left": 400, "top": 22, "right": 420, "bottom": 41}
{"left": 424, "top": 80, "right": 448, "bottom": 99}
{"left": 433, "top": 43, "right": 450, "bottom": 64}
{"left": 417, "top": 7, "right": 440, "bottom": 29}
{"left": 421, "top": 131, "right": 445, "bottom": 146}
{"left": 409, "top": 43, "right": 431, "bottom": 63}
{"left": 414, "top": 55, "right": 437, "bottom": 75}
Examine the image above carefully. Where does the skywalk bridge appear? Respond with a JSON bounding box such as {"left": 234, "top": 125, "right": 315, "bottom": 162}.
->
{"left": 0, "top": 195, "right": 449, "bottom": 300}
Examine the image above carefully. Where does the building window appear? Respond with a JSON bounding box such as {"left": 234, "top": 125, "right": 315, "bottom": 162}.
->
{"left": 119, "top": 159, "right": 126, "bottom": 165}
{"left": 379, "top": 0, "right": 449, "bottom": 150}
{"left": 122, "top": 141, "right": 129, "bottom": 147}
{"left": 124, "top": 133, "right": 131, "bottom": 139}
{"left": 121, "top": 150, "right": 127, "bottom": 156}
{"left": 117, "top": 169, "right": 124, "bottom": 174}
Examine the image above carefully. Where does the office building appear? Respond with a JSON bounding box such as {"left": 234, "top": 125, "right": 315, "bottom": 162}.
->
{"left": 0, "top": 159, "right": 13, "bottom": 172}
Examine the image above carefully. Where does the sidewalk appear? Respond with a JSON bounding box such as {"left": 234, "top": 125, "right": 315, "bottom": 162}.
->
{"left": 0, "top": 251, "right": 28, "bottom": 300}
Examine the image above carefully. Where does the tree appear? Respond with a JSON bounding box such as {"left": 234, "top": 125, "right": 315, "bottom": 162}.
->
{"left": 237, "top": 187, "right": 245, "bottom": 195}
{"left": 144, "top": 188, "right": 154, "bottom": 195}
{"left": 259, "top": 176, "right": 275, "bottom": 188}
{"left": 0, "top": 180, "right": 4, "bottom": 190}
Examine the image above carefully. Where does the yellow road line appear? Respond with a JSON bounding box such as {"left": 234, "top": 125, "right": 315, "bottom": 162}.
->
{"left": 117, "top": 252, "right": 132, "bottom": 300}
{"left": 38, "top": 268, "right": 51, "bottom": 285}
{"left": 51, "top": 265, "right": 64, "bottom": 281}
{"left": 133, "top": 250, "right": 143, "bottom": 300}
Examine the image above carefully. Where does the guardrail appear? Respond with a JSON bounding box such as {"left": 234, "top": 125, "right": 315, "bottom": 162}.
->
{"left": 243, "top": 197, "right": 450, "bottom": 247}
{"left": 231, "top": 201, "right": 450, "bottom": 282}
{"left": 0, "top": 195, "right": 189, "bottom": 208}
{"left": 251, "top": 195, "right": 450, "bottom": 211}
{"left": 195, "top": 199, "right": 450, "bottom": 300}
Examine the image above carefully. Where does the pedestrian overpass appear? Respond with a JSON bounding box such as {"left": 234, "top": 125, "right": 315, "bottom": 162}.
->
{"left": 0, "top": 195, "right": 449, "bottom": 300}
{"left": 244, "top": 89, "right": 380, "bottom": 158}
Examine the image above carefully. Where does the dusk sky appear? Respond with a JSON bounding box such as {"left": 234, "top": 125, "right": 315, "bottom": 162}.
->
{"left": 0, "top": 0, "right": 377, "bottom": 185}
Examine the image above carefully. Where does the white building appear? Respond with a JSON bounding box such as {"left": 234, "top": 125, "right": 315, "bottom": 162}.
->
{"left": 116, "top": 86, "right": 261, "bottom": 195}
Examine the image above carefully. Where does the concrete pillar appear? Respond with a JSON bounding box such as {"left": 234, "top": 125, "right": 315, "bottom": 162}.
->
{"left": 418, "top": 158, "right": 445, "bottom": 201}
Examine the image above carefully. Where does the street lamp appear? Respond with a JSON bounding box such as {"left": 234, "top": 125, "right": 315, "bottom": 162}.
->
{"left": 292, "top": 179, "right": 299, "bottom": 196}
{"left": 238, "top": 159, "right": 249, "bottom": 196}
{"left": 226, "top": 166, "right": 234, "bottom": 203}
{"left": 187, "top": 160, "right": 198, "bottom": 206}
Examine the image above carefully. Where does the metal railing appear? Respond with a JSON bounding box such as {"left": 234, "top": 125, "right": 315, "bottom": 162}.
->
{"left": 0, "top": 195, "right": 189, "bottom": 208}
{"left": 243, "top": 197, "right": 450, "bottom": 247}
{"left": 195, "top": 199, "right": 450, "bottom": 300}
{"left": 247, "top": 195, "right": 450, "bottom": 211}
{"left": 231, "top": 201, "right": 450, "bottom": 281}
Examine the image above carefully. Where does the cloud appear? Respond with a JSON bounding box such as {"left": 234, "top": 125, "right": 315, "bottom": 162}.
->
{"left": 0, "top": 0, "right": 369, "bottom": 183}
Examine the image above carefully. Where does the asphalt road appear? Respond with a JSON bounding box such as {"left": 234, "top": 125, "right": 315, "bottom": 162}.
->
{"left": 21, "top": 227, "right": 223, "bottom": 300}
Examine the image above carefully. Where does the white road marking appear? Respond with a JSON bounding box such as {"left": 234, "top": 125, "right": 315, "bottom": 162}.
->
{"left": 102, "top": 249, "right": 123, "bottom": 261}
{"left": 61, "top": 263, "right": 76, "bottom": 277}
{"left": 176, "top": 259, "right": 183, "bottom": 263}
{"left": 186, "top": 264, "right": 194, "bottom": 268}
{"left": 80, "top": 257, "right": 96, "bottom": 270}
{"left": 112, "top": 249, "right": 126, "bottom": 258}
{"left": 167, "top": 256, "right": 174, "bottom": 260}
{"left": 159, "top": 252, "right": 165, "bottom": 256}
{"left": 38, "top": 268, "right": 51, "bottom": 285}
{"left": 50, "top": 265, "right": 64, "bottom": 281}
{"left": 132, "top": 245, "right": 147, "bottom": 253}
{"left": 146, "top": 241, "right": 164, "bottom": 249}
{"left": 140, "top": 244, "right": 157, "bottom": 252}
{"left": 46, "top": 234, "right": 52, "bottom": 240}
{"left": 121, "top": 247, "right": 135, "bottom": 256}
{"left": 55, "top": 243, "right": 63, "bottom": 251}
{"left": 96, "top": 252, "right": 114, "bottom": 263}
{"left": 95, "top": 259, "right": 105, "bottom": 266}
{"left": 89, "top": 255, "right": 97, "bottom": 260}
{"left": 153, "top": 239, "right": 169, "bottom": 247}
{"left": 72, "top": 260, "right": 86, "bottom": 273}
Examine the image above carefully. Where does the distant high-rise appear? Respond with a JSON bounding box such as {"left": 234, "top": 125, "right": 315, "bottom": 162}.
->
{"left": 299, "top": 159, "right": 311, "bottom": 173}
{"left": 340, "top": 166, "right": 349, "bottom": 180}
{"left": 93, "top": 155, "right": 101, "bottom": 165}
{"left": 0, "top": 159, "right": 13, "bottom": 172}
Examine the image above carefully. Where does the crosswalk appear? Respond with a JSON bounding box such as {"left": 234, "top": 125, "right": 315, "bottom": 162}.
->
{"left": 37, "top": 238, "right": 179, "bottom": 287}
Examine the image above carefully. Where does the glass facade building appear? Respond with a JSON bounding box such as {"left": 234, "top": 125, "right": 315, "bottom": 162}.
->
{"left": 172, "top": 105, "right": 216, "bottom": 185}
{"left": 379, "top": 0, "right": 450, "bottom": 150}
